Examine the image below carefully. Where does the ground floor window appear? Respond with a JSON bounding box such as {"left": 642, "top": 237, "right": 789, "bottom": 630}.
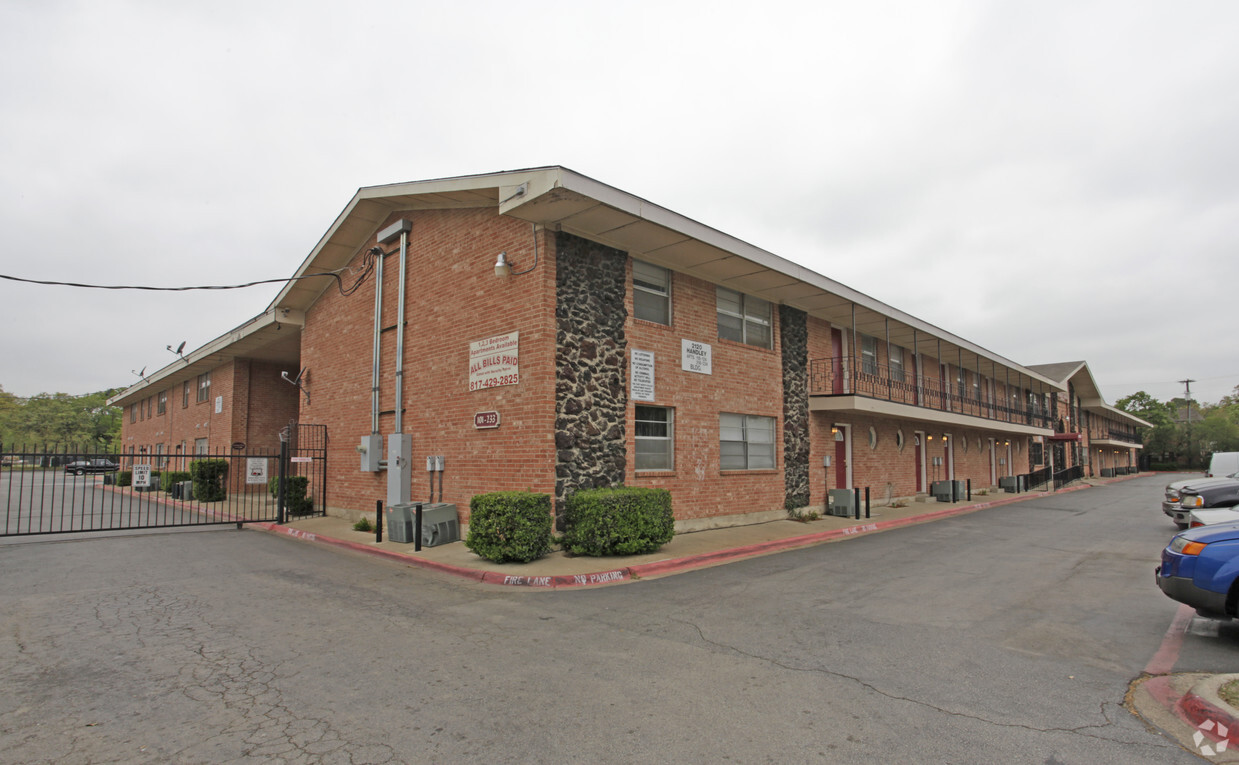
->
{"left": 720, "top": 413, "right": 775, "bottom": 470}
{"left": 195, "top": 438, "right": 209, "bottom": 455}
{"left": 635, "top": 406, "right": 674, "bottom": 470}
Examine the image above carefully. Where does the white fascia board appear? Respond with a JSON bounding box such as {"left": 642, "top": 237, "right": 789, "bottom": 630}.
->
{"left": 544, "top": 168, "right": 1060, "bottom": 390}
{"left": 107, "top": 308, "right": 304, "bottom": 406}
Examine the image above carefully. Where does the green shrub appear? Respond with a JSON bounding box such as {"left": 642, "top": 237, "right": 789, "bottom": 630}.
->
{"left": 353, "top": 516, "right": 374, "bottom": 532}
{"left": 161, "top": 471, "right": 191, "bottom": 490}
{"left": 117, "top": 470, "right": 132, "bottom": 487}
{"left": 465, "top": 491, "right": 552, "bottom": 563}
{"left": 189, "top": 459, "right": 229, "bottom": 502}
{"left": 562, "top": 486, "right": 673, "bottom": 556}
{"left": 284, "top": 476, "right": 313, "bottom": 516}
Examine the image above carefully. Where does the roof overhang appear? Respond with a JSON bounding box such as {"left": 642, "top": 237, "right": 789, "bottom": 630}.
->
{"left": 108, "top": 307, "right": 304, "bottom": 407}
{"left": 1091, "top": 438, "right": 1144, "bottom": 450}
{"left": 268, "top": 166, "right": 1061, "bottom": 392}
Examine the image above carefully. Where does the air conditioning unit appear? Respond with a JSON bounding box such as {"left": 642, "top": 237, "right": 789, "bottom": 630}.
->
{"left": 827, "top": 489, "right": 854, "bottom": 517}
{"left": 419, "top": 503, "right": 460, "bottom": 547}
{"left": 999, "top": 476, "right": 1019, "bottom": 493}
{"left": 931, "top": 480, "right": 953, "bottom": 502}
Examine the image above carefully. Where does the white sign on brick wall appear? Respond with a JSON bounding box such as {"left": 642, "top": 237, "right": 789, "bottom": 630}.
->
{"left": 469, "top": 331, "right": 520, "bottom": 391}
{"left": 681, "top": 339, "right": 712, "bottom": 375}
{"left": 631, "top": 349, "right": 654, "bottom": 401}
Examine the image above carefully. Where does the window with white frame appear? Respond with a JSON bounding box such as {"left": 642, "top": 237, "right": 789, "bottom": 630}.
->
{"left": 633, "top": 260, "right": 671, "bottom": 325}
{"left": 889, "top": 344, "right": 905, "bottom": 382}
{"left": 157, "top": 390, "right": 167, "bottom": 415}
{"left": 860, "top": 335, "right": 878, "bottom": 376}
{"left": 719, "top": 413, "right": 775, "bottom": 470}
{"left": 716, "top": 287, "right": 772, "bottom": 348}
{"left": 635, "top": 405, "right": 674, "bottom": 471}
{"left": 183, "top": 381, "right": 190, "bottom": 408}
{"left": 197, "top": 371, "right": 211, "bottom": 403}
{"left": 194, "top": 437, "right": 209, "bottom": 455}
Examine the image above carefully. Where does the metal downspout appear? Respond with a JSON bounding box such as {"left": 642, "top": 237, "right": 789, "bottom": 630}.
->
{"left": 395, "top": 230, "right": 408, "bottom": 434}
{"left": 371, "top": 246, "right": 384, "bottom": 436}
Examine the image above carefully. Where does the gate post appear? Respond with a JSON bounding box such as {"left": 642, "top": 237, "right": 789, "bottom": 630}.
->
{"left": 277, "top": 439, "right": 288, "bottom": 525}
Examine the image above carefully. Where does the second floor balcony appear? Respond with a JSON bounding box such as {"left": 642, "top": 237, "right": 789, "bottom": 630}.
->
{"left": 808, "top": 357, "right": 1054, "bottom": 433}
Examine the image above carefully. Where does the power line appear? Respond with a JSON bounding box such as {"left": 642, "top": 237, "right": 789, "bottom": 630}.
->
{"left": 0, "top": 248, "right": 380, "bottom": 297}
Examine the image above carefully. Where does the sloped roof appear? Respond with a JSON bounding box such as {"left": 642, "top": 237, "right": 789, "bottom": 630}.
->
{"left": 1027, "top": 361, "right": 1152, "bottom": 429}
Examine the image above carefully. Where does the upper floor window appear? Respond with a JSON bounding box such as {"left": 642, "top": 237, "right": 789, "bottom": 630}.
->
{"left": 716, "top": 288, "right": 771, "bottom": 349}
{"left": 720, "top": 413, "right": 775, "bottom": 470}
{"left": 130, "top": 404, "right": 136, "bottom": 423}
{"left": 157, "top": 390, "right": 167, "bottom": 415}
{"left": 860, "top": 335, "right": 878, "bottom": 376}
{"left": 889, "top": 344, "right": 905, "bottom": 383}
{"left": 633, "top": 260, "right": 671, "bottom": 325}
{"left": 183, "top": 381, "right": 190, "bottom": 408}
{"left": 197, "top": 372, "right": 211, "bottom": 403}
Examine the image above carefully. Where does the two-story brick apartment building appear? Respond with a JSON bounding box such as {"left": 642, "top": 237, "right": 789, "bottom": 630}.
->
{"left": 111, "top": 167, "right": 1148, "bottom": 530}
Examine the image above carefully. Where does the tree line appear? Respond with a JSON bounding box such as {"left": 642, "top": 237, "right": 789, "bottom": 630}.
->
{"left": 1117, "top": 386, "right": 1239, "bottom": 468}
{"left": 0, "top": 384, "right": 123, "bottom": 452}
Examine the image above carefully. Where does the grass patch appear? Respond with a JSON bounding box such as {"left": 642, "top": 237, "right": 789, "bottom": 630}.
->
{"left": 1220, "top": 679, "right": 1239, "bottom": 709}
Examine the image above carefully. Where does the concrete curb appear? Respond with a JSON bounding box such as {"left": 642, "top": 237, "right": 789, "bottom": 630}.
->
{"left": 251, "top": 476, "right": 1137, "bottom": 588}
{"left": 1180, "top": 674, "right": 1239, "bottom": 746}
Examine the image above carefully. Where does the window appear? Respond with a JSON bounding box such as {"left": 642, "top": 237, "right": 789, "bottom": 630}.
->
{"left": 720, "top": 413, "right": 775, "bottom": 470}
{"left": 956, "top": 368, "right": 966, "bottom": 400}
{"left": 157, "top": 390, "right": 167, "bottom": 415}
{"left": 716, "top": 288, "right": 771, "bottom": 349}
{"left": 860, "top": 335, "right": 878, "bottom": 376}
{"left": 633, "top": 260, "right": 671, "bottom": 325}
{"left": 155, "top": 443, "right": 166, "bottom": 469}
{"left": 635, "top": 405, "right": 674, "bottom": 471}
{"left": 130, "top": 404, "right": 136, "bottom": 423}
{"left": 195, "top": 438, "right": 209, "bottom": 455}
{"left": 145, "top": 397, "right": 152, "bottom": 419}
{"left": 197, "top": 372, "right": 211, "bottom": 403}
{"left": 889, "top": 344, "right": 905, "bottom": 383}
{"left": 183, "top": 381, "right": 190, "bottom": 408}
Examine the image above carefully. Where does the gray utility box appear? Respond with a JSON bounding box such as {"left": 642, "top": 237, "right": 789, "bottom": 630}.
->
{"left": 999, "top": 476, "right": 1023, "bottom": 493}
{"left": 419, "top": 503, "right": 460, "bottom": 547}
{"left": 386, "top": 503, "right": 460, "bottom": 546}
{"left": 827, "top": 489, "right": 855, "bottom": 517}
{"left": 386, "top": 504, "right": 415, "bottom": 544}
{"left": 932, "top": 480, "right": 965, "bottom": 502}
{"left": 171, "top": 480, "right": 195, "bottom": 500}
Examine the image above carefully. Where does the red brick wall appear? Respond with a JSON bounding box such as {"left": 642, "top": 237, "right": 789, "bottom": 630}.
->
{"left": 623, "top": 266, "right": 786, "bottom": 521}
{"left": 299, "top": 208, "right": 557, "bottom": 521}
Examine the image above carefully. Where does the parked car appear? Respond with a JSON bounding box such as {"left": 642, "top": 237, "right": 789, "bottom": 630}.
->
{"left": 1187, "top": 507, "right": 1239, "bottom": 528}
{"left": 1163, "top": 473, "right": 1239, "bottom": 528}
{"left": 1157, "top": 520, "right": 1239, "bottom": 618}
{"left": 64, "top": 458, "right": 119, "bottom": 476}
{"left": 1208, "top": 452, "right": 1239, "bottom": 478}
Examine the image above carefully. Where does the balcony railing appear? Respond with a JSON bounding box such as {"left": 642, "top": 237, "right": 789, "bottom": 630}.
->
{"left": 1091, "top": 428, "right": 1141, "bottom": 445}
{"left": 808, "top": 357, "right": 1053, "bottom": 430}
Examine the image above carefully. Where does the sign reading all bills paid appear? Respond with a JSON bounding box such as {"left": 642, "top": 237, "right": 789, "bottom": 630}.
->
{"left": 469, "top": 331, "right": 519, "bottom": 391}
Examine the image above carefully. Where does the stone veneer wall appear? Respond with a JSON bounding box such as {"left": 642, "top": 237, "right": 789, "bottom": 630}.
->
{"left": 554, "top": 232, "right": 628, "bottom": 518}
{"left": 780, "top": 305, "right": 810, "bottom": 509}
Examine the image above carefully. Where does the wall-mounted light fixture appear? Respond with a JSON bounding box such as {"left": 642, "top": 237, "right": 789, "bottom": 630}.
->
{"left": 493, "top": 223, "right": 540, "bottom": 278}
{"left": 494, "top": 252, "right": 512, "bottom": 277}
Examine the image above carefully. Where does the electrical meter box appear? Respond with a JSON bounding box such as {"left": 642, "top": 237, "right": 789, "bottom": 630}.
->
{"left": 359, "top": 435, "right": 383, "bottom": 472}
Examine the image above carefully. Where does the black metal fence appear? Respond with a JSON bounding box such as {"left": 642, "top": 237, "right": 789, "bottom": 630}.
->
{"left": 0, "top": 444, "right": 322, "bottom": 537}
{"left": 1053, "top": 464, "right": 1085, "bottom": 489}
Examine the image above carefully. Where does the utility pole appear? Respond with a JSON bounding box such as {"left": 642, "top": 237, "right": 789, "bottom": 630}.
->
{"left": 1180, "top": 378, "right": 1196, "bottom": 468}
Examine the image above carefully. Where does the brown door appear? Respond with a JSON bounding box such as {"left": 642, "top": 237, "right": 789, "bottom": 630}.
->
{"left": 835, "top": 436, "right": 848, "bottom": 488}
{"left": 915, "top": 438, "right": 923, "bottom": 492}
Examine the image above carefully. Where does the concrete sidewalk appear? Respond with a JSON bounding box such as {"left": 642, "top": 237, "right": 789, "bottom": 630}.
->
{"left": 256, "top": 477, "right": 1122, "bottom": 589}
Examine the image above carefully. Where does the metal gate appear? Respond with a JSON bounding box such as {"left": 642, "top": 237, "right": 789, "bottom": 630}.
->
{"left": 0, "top": 442, "right": 322, "bottom": 537}
{"left": 283, "top": 422, "right": 328, "bottom": 521}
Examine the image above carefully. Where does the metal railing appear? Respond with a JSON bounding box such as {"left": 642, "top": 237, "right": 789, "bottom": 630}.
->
{"left": 808, "top": 357, "right": 1053, "bottom": 429}
{"left": 1053, "top": 464, "right": 1084, "bottom": 489}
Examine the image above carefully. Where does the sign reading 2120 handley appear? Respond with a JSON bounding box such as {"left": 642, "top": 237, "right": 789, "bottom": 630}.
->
{"left": 469, "top": 331, "right": 519, "bottom": 391}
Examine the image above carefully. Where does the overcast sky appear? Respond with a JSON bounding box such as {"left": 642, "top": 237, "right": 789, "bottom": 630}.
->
{"left": 2, "top": 1, "right": 1236, "bottom": 408}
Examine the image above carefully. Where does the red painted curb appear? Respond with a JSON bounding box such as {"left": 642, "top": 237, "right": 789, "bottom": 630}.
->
{"left": 251, "top": 475, "right": 1151, "bottom": 587}
{"left": 1180, "top": 691, "right": 1239, "bottom": 746}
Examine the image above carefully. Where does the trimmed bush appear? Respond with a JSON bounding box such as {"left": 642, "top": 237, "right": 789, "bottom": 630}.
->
{"left": 116, "top": 470, "right": 132, "bottom": 487}
{"left": 266, "top": 475, "right": 313, "bottom": 515}
{"left": 161, "top": 471, "right": 191, "bottom": 491}
{"left": 562, "top": 486, "right": 673, "bottom": 556}
{"left": 189, "top": 459, "right": 229, "bottom": 502}
{"left": 465, "top": 492, "right": 553, "bottom": 564}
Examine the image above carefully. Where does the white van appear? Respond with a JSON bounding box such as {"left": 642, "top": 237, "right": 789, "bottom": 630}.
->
{"left": 1208, "top": 452, "right": 1239, "bottom": 478}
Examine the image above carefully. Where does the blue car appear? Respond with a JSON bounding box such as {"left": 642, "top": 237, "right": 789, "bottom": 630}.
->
{"left": 1157, "top": 520, "right": 1239, "bottom": 619}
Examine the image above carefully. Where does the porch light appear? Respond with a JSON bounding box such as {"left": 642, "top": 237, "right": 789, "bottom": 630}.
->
{"left": 494, "top": 252, "right": 512, "bottom": 277}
